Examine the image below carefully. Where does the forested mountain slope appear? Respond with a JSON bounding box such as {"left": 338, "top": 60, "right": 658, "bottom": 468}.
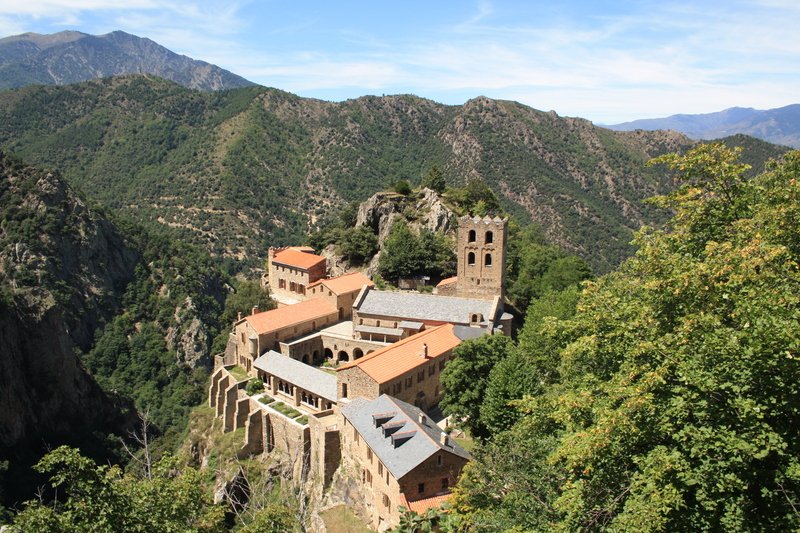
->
{"left": 0, "top": 76, "right": 788, "bottom": 272}
{"left": 0, "top": 153, "right": 231, "bottom": 509}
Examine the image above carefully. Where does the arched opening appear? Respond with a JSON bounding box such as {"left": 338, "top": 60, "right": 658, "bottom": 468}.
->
{"left": 339, "top": 307, "right": 344, "bottom": 320}
{"left": 484, "top": 253, "right": 492, "bottom": 267}
{"left": 353, "top": 348, "right": 364, "bottom": 359}
{"left": 312, "top": 350, "right": 320, "bottom": 364}
{"left": 414, "top": 391, "right": 427, "bottom": 411}
{"left": 324, "top": 348, "right": 333, "bottom": 360}
{"left": 467, "top": 252, "right": 475, "bottom": 265}
{"left": 302, "top": 354, "right": 309, "bottom": 364}
{"left": 485, "top": 230, "right": 493, "bottom": 244}
{"left": 471, "top": 314, "right": 479, "bottom": 323}
{"left": 338, "top": 350, "right": 349, "bottom": 362}
{"left": 468, "top": 229, "right": 476, "bottom": 242}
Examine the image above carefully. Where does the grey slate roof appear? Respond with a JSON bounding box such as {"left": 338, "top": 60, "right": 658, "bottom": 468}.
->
{"left": 341, "top": 394, "right": 471, "bottom": 480}
{"left": 355, "top": 325, "right": 404, "bottom": 336}
{"left": 253, "top": 351, "right": 337, "bottom": 402}
{"left": 452, "top": 325, "right": 491, "bottom": 341}
{"left": 399, "top": 320, "right": 424, "bottom": 330}
{"left": 356, "top": 290, "right": 496, "bottom": 325}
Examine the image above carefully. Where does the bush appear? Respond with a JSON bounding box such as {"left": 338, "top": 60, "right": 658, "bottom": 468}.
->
{"left": 245, "top": 378, "right": 264, "bottom": 396}
{"left": 394, "top": 179, "right": 412, "bottom": 195}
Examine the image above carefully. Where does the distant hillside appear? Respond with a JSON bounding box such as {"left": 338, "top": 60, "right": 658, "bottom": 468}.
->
{"left": 0, "top": 76, "right": 788, "bottom": 273}
{"left": 0, "top": 30, "right": 255, "bottom": 91}
{"left": 607, "top": 104, "right": 800, "bottom": 148}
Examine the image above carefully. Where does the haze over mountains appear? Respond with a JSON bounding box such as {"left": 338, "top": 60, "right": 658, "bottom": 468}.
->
{"left": 0, "top": 30, "right": 254, "bottom": 91}
{"left": 608, "top": 105, "right": 800, "bottom": 149}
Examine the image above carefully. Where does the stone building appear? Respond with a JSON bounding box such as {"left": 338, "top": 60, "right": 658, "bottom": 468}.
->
{"left": 306, "top": 271, "right": 373, "bottom": 320}
{"left": 268, "top": 246, "right": 328, "bottom": 305}
{"left": 336, "top": 324, "right": 462, "bottom": 410}
{"left": 231, "top": 299, "right": 339, "bottom": 371}
{"left": 340, "top": 394, "right": 471, "bottom": 530}
{"left": 353, "top": 285, "right": 513, "bottom": 335}
{"left": 254, "top": 351, "right": 337, "bottom": 413}
{"left": 437, "top": 215, "right": 508, "bottom": 301}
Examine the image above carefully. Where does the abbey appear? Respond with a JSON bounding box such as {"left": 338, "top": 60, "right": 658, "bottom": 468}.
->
{"left": 209, "top": 216, "right": 510, "bottom": 530}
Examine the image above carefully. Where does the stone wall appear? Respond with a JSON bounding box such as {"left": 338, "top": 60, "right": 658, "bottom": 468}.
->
{"left": 375, "top": 351, "right": 451, "bottom": 411}
{"left": 308, "top": 410, "right": 341, "bottom": 489}
{"left": 337, "top": 366, "right": 381, "bottom": 401}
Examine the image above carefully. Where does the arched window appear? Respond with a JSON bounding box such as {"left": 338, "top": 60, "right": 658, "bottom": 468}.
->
{"left": 468, "top": 229, "right": 476, "bottom": 242}
{"left": 485, "top": 230, "right": 493, "bottom": 244}
{"left": 484, "top": 253, "right": 492, "bottom": 267}
{"left": 467, "top": 252, "right": 475, "bottom": 265}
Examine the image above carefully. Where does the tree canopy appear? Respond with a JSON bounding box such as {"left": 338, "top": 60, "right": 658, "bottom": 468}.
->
{"left": 451, "top": 145, "right": 800, "bottom": 531}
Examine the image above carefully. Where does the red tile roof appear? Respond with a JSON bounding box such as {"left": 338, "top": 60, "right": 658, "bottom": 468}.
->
{"left": 436, "top": 276, "right": 458, "bottom": 287}
{"left": 308, "top": 271, "right": 373, "bottom": 295}
{"left": 400, "top": 492, "right": 453, "bottom": 514}
{"left": 336, "top": 324, "right": 461, "bottom": 383}
{"left": 272, "top": 248, "right": 326, "bottom": 270}
{"left": 245, "top": 298, "right": 337, "bottom": 335}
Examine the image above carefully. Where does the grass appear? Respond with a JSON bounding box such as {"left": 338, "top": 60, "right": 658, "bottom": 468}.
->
{"left": 453, "top": 432, "right": 475, "bottom": 453}
{"left": 296, "top": 415, "right": 309, "bottom": 425}
{"left": 228, "top": 365, "right": 249, "bottom": 382}
{"left": 270, "top": 400, "right": 303, "bottom": 419}
{"left": 258, "top": 395, "right": 275, "bottom": 405}
{"left": 320, "top": 505, "right": 374, "bottom": 533}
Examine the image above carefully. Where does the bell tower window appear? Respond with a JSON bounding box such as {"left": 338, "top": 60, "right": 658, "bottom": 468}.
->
{"left": 484, "top": 253, "right": 492, "bottom": 267}
{"left": 467, "top": 252, "right": 475, "bottom": 265}
{"left": 468, "top": 229, "right": 476, "bottom": 242}
{"left": 485, "top": 231, "right": 493, "bottom": 244}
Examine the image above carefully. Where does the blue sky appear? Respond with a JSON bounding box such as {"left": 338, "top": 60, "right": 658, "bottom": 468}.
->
{"left": 0, "top": 0, "right": 797, "bottom": 123}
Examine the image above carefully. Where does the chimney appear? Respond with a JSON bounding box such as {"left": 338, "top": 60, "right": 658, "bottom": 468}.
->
{"left": 251, "top": 305, "right": 259, "bottom": 315}
{"left": 420, "top": 343, "right": 428, "bottom": 358}
{"left": 418, "top": 412, "right": 427, "bottom": 426}
{"left": 237, "top": 311, "right": 242, "bottom": 321}
{"left": 440, "top": 432, "right": 449, "bottom": 446}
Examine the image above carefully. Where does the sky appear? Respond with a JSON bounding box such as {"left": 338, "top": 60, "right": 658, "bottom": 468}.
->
{"left": 0, "top": 0, "right": 797, "bottom": 124}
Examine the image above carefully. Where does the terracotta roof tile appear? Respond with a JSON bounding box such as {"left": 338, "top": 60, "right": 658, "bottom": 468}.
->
{"left": 307, "top": 271, "right": 373, "bottom": 295}
{"left": 272, "top": 248, "right": 326, "bottom": 270}
{"left": 336, "top": 324, "right": 461, "bottom": 383}
{"left": 245, "top": 298, "right": 337, "bottom": 335}
{"left": 400, "top": 492, "right": 453, "bottom": 514}
{"left": 436, "top": 276, "right": 458, "bottom": 287}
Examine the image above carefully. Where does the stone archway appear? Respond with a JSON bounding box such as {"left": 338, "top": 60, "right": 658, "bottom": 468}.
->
{"left": 312, "top": 350, "right": 320, "bottom": 364}
{"left": 338, "top": 350, "right": 350, "bottom": 362}
{"left": 353, "top": 347, "right": 364, "bottom": 359}
{"left": 324, "top": 348, "right": 333, "bottom": 361}
{"left": 302, "top": 354, "right": 309, "bottom": 364}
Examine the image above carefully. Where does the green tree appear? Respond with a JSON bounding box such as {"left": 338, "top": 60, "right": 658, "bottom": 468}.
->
{"left": 480, "top": 287, "right": 580, "bottom": 435}
{"left": 452, "top": 145, "right": 800, "bottom": 531}
{"left": 394, "top": 179, "right": 412, "bottom": 195}
{"left": 421, "top": 165, "right": 446, "bottom": 193}
{"left": 338, "top": 225, "right": 378, "bottom": 265}
{"left": 440, "top": 334, "right": 514, "bottom": 439}
{"left": 11, "top": 446, "right": 225, "bottom": 532}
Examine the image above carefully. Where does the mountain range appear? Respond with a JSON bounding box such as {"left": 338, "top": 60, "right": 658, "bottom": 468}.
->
{"left": 608, "top": 105, "right": 800, "bottom": 149}
{"left": 0, "top": 30, "right": 254, "bottom": 91}
{"left": 0, "top": 75, "right": 788, "bottom": 274}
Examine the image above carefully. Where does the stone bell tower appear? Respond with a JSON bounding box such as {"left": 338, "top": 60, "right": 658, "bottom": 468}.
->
{"left": 454, "top": 215, "right": 508, "bottom": 301}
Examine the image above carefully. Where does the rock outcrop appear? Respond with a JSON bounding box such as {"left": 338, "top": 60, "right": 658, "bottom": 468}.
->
{"left": 0, "top": 153, "right": 138, "bottom": 504}
{"left": 356, "top": 187, "right": 456, "bottom": 245}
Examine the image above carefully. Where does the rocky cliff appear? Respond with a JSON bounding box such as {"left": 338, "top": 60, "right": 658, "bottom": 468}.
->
{"left": 0, "top": 152, "right": 138, "bottom": 504}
